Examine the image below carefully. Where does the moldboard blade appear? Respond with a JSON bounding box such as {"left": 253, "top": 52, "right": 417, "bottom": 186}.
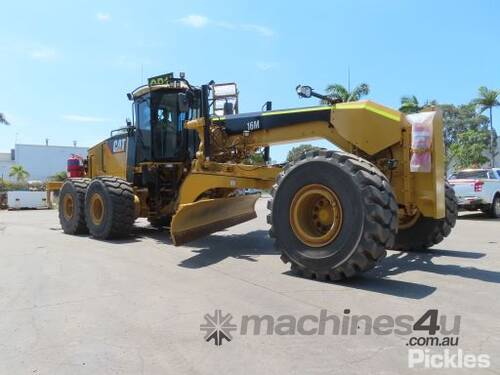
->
{"left": 170, "top": 194, "right": 259, "bottom": 245}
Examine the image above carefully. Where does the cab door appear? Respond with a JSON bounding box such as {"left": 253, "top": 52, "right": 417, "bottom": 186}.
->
{"left": 135, "top": 95, "right": 152, "bottom": 163}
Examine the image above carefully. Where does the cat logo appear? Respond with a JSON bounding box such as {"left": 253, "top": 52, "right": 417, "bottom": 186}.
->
{"left": 112, "top": 138, "right": 126, "bottom": 153}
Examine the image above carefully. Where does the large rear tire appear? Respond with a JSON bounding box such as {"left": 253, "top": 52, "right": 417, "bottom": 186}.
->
{"left": 84, "top": 176, "right": 135, "bottom": 239}
{"left": 268, "top": 150, "right": 398, "bottom": 281}
{"left": 58, "top": 178, "right": 90, "bottom": 234}
{"left": 390, "top": 182, "right": 457, "bottom": 251}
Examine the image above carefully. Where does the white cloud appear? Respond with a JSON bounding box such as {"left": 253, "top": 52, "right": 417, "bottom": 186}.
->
{"left": 96, "top": 12, "right": 111, "bottom": 22}
{"left": 0, "top": 42, "right": 58, "bottom": 61}
{"left": 178, "top": 14, "right": 274, "bottom": 37}
{"left": 256, "top": 62, "right": 276, "bottom": 71}
{"left": 243, "top": 24, "right": 274, "bottom": 37}
{"left": 30, "top": 47, "right": 58, "bottom": 61}
{"left": 62, "top": 115, "right": 110, "bottom": 123}
{"left": 179, "top": 14, "right": 209, "bottom": 28}
{"left": 214, "top": 21, "right": 236, "bottom": 30}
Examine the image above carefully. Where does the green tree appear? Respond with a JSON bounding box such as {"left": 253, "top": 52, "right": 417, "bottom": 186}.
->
{"left": 323, "top": 83, "right": 369, "bottom": 103}
{"left": 286, "top": 144, "right": 322, "bottom": 162}
{"left": 472, "top": 86, "right": 500, "bottom": 167}
{"left": 449, "top": 129, "right": 490, "bottom": 169}
{"left": 246, "top": 152, "right": 265, "bottom": 165}
{"left": 9, "top": 165, "right": 30, "bottom": 182}
{"left": 399, "top": 96, "right": 438, "bottom": 114}
{"left": 0, "top": 113, "right": 9, "bottom": 125}
{"left": 441, "top": 103, "right": 491, "bottom": 166}
{"left": 0, "top": 179, "right": 28, "bottom": 192}
{"left": 49, "top": 171, "right": 68, "bottom": 181}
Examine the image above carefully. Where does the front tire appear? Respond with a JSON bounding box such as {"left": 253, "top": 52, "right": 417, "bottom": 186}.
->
{"left": 84, "top": 176, "right": 135, "bottom": 239}
{"left": 268, "top": 150, "right": 398, "bottom": 281}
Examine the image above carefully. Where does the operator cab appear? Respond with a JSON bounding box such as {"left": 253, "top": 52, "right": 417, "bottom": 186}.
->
{"left": 128, "top": 73, "right": 201, "bottom": 164}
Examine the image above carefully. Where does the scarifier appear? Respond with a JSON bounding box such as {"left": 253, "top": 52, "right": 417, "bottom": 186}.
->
{"left": 58, "top": 73, "right": 457, "bottom": 280}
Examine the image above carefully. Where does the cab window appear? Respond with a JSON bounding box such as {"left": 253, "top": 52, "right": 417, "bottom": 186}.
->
{"left": 136, "top": 98, "right": 152, "bottom": 162}
{"left": 152, "top": 93, "right": 183, "bottom": 160}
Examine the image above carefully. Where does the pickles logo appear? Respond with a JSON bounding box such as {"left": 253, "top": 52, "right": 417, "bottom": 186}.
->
{"left": 200, "top": 310, "right": 237, "bottom": 346}
{"left": 111, "top": 138, "right": 126, "bottom": 153}
{"left": 408, "top": 349, "right": 490, "bottom": 369}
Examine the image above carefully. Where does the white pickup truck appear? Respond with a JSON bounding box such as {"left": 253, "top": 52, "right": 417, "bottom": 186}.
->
{"left": 449, "top": 168, "right": 500, "bottom": 218}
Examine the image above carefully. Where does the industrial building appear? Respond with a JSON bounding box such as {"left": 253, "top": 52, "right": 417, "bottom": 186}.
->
{"left": 0, "top": 144, "right": 88, "bottom": 181}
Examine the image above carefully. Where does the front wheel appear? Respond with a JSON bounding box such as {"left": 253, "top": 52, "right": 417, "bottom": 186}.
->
{"left": 268, "top": 150, "right": 398, "bottom": 281}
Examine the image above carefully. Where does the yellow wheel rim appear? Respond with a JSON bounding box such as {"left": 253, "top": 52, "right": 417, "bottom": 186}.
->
{"left": 89, "top": 193, "right": 105, "bottom": 226}
{"left": 290, "top": 184, "right": 343, "bottom": 248}
{"left": 62, "top": 194, "right": 74, "bottom": 221}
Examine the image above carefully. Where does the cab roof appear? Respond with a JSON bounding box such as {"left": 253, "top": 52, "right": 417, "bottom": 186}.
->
{"left": 130, "top": 81, "right": 190, "bottom": 100}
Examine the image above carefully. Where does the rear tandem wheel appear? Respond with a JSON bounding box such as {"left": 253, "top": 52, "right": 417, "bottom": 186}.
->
{"left": 84, "top": 176, "right": 136, "bottom": 239}
{"left": 58, "top": 178, "right": 91, "bottom": 235}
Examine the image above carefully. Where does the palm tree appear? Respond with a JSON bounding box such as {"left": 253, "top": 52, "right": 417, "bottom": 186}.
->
{"left": 399, "top": 96, "right": 422, "bottom": 114}
{"left": 473, "top": 86, "right": 499, "bottom": 167}
{"left": 324, "top": 83, "right": 369, "bottom": 103}
{"left": 49, "top": 171, "right": 68, "bottom": 181}
{"left": 9, "top": 165, "right": 30, "bottom": 182}
{"left": 399, "top": 96, "right": 438, "bottom": 114}
{"left": 0, "top": 113, "right": 9, "bottom": 125}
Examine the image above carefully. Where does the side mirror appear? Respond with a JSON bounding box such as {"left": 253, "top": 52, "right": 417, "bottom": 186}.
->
{"left": 178, "top": 93, "right": 189, "bottom": 113}
{"left": 296, "top": 85, "right": 313, "bottom": 98}
{"left": 125, "top": 118, "right": 135, "bottom": 136}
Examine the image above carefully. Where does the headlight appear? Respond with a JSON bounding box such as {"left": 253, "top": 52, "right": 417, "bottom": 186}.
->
{"left": 296, "top": 85, "right": 313, "bottom": 98}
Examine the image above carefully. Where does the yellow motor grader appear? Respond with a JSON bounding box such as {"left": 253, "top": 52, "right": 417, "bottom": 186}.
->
{"left": 58, "top": 73, "right": 457, "bottom": 280}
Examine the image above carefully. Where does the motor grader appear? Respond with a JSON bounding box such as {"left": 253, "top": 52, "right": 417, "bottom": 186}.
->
{"left": 58, "top": 72, "right": 457, "bottom": 281}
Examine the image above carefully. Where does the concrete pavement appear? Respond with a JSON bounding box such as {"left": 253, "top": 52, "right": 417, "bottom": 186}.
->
{"left": 0, "top": 199, "right": 499, "bottom": 374}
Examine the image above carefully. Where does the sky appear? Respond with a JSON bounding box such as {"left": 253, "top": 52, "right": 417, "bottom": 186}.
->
{"left": 1, "top": 0, "right": 499, "bottom": 162}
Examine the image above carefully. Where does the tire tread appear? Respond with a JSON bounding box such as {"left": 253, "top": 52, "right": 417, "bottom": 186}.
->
{"left": 87, "top": 176, "right": 135, "bottom": 239}
{"left": 269, "top": 150, "right": 398, "bottom": 281}
{"left": 389, "top": 183, "right": 458, "bottom": 251}
{"left": 58, "top": 178, "right": 90, "bottom": 234}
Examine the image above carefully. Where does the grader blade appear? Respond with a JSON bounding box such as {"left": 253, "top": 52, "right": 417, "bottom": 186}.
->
{"left": 170, "top": 194, "right": 260, "bottom": 245}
